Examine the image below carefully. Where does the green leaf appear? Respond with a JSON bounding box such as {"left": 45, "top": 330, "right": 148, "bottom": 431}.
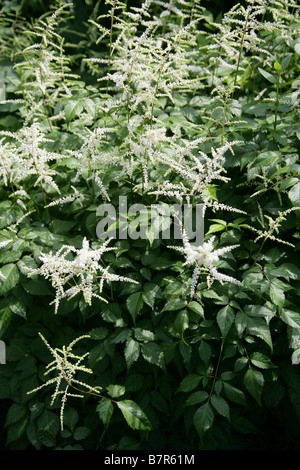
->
{"left": 162, "top": 298, "right": 187, "bottom": 311}
{"left": 280, "top": 309, "right": 300, "bottom": 330}
{"left": 73, "top": 426, "right": 90, "bottom": 441}
{"left": 63, "top": 408, "right": 79, "bottom": 432}
{"left": 23, "top": 279, "right": 53, "bottom": 296}
{"left": 210, "top": 394, "right": 230, "bottom": 420}
{"left": 193, "top": 402, "right": 214, "bottom": 437}
{"left": 133, "top": 328, "right": 154, "bottom": 342}
{"left": 185, "top": 391, "right": 209, "bottom": 407}
{"left": 142, "top": 282, "right": 158, "bottom": 309}
{"left": 198, "top": 340, "right": 212, "bottom": 364}
{"left": 0, "top": 306, "right": 11, "bottom": 335}
{"left": 188, "top": 301, "right": 204, "bottom": 319}
{"left": 174, "top": 310, "right": 189, "bottom": 334}
{"left": 258, "top": 67, "right": 277, "bottom": 84}
{"left": 288, "top": 182, "right": 300, "bottom": 206}
{"left": 9, "top": 300, "right": 26, "bottom": 319}
{"left": 206, "top": 223, "right": 226, "bottom": 235}
{"left": 124, "top": 338, "right": 140, "bottom": 368}
{"left": 269, "top": 282, "right": 285, "bottom": 313}
{"left": 126, "top": 292, "right": 144, "bottom": 322}
{"left": 281, "top": 54, "right": 292, "bottom": 70}
{"left": 0, "top": 264, "right": 19, "bottom": 295}
{"left": 64, "top": 100, "right": 84, "bottom": 122}
{"left": 116, "top": 400, "right": 151, "bottom": 431}
{"left": 223, "top": 382, "right": 246, "bottom": 406}
{"left": 82, "top": 98, "right": 96, "bottom": 118}
{"left": 97, "top": 398, "right": 114, "bottom": 424}
{"left": 177, "top": 374, "right": 201, "bottom": 393}
{"left": 246, "top": 316, "right": 273, "bottom": 351}
{"left": 141, "top": 342, "right": 165, "bottom": 370}
{"left": 38, "top": 430, "right": 56, "bottom": 447}
{"left": 107, "top": 384, "right": 125, "bottom": 398}
{"left": 250, "top": 352, "right": 276, "bottom": 369}
{"left": 5, "top": 404, "right": 27, "bottom": 427}
{"left": 274, "top": 61, "right": 282, "bottom": 72}
{"left": 244, "top": 368, "right": 264, "bottom": 404}
{"left": 216, "top": 305, "right": 235, "bottom": 338}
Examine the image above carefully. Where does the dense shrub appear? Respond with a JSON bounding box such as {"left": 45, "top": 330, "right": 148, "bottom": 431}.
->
{"left": 0, "top": 0, "right": 299, "bottom": 450}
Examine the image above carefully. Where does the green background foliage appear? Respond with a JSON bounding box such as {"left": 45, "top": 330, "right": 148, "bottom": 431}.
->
{"left": 0, "top": 0, "right": 300, "bottom": 451}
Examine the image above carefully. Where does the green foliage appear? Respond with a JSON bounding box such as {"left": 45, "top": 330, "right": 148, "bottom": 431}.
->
{"left": 0, "top": 0, "right": 300, "bottom": 451}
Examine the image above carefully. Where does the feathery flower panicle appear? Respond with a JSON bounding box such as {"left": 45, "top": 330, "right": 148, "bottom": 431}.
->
{"left": 0, "top": 123, "right": 63, "bottom": 192}
{"left": 27, "top": 333, "right": 102, "bottom": 430}
{"left": 26, "top": 237, "right": 138, "bottom": 314}
{"left": 243, "top": 207, "right": 300, "bottom": 248}
{"left": 10, "top": 4, "right": 79, "bottom": 123}
{"left": 144, "top": 140, "right": 244, "bottom": 213}
{"left": 168, "top": 227, "right": 242, "bottom": 296}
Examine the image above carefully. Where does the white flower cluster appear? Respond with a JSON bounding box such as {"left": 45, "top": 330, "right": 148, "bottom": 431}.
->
{"left": 0, "top": 123, "right": 63, "bottom": 192}
{"left": 27, "top": 237, "right": 138, "bottom": 313}
{"left": 147, "top": 140, "right": 244, "bottom": 213}
{"left": 243, "top": 207, "right": 300, "bottom": 248}
{"left": 27, "top": 333, "right": 102, "bottom": 430}
{"left": 169, "top": 227, "right": 242, "bottom": 296}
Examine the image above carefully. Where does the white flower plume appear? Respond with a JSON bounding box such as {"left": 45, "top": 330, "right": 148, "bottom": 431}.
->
{"left": 27, "top": 237, "right": 138, "bottom": 313}
{"left": 27, "top": 333, "right": 102, "bottom": 430}
{"left": 169, "top": 227, "right": 242, "bottom": 296}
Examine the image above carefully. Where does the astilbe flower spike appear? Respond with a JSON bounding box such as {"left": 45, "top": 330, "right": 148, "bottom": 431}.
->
{"left": 27, "top": 237, "right": 138, "bottom": 313}
{"left": 27, "top": 333, "right": 102, "bottom": 430}
{"left": 168, "top": 226, "right": 242, "bottom": 296}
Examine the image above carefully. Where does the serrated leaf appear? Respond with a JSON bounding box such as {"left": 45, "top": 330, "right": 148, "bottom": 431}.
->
{"left": 141, "top": 282, "right": 158, "bottom": 309}
{"left": 126, "top": 292, "right": 144, "bottom": 322}
{"left": 246, "top": 316, "right": 273, "bottom": 351}
{"left": 198, "top": 340, "right": 212, "bottom": 364}
{"left": 288, "top": 182, "right": 300, "bottom": 206}
{"left": 163, "top": 298, "right": 187, "bottom": 311}
{"left": 269, "top": 283, "right": 285, "bottom": 313}
{"left": 223, "top": 382, "right": 246, "bottom": 406}
{"left": 38, "top": 430, "right": 56, "bottom": 447}
{"left": 23, "top": 279, "right": 53, "bottom": 296}
{"left": 107, "top": 384, "right": 125, "bottom": 398}
{"left": 250, "top": 352, "right": 276, "bottom": 369}
{"left": 141, "top": 342, "right": 165, "bottom": 370}
{"left": 97, "top": 397, "right": 114, "bottom": 424}
{"left": 0, "top": 264, "right": 19, "bottom": 295}
{"left": 63, "top": 408, "right": 79, "bottom": 432}
{"left": 0, "top": 306, "right": 11, "bottom": 335}
{"left": 116, "top": 400, "right": 151, "bottom": 431}
{"left": 217, "top": 305, "right": 235, "bottom": 338}
{"left": 188, "top": 301, "right": 204, "bottom": 318}
{"left": 193, "top": 402, "right": 214, "bottom": 437}
{"left": 9, "top": 300, "right": 26, "bottom": 319}
{"left": 82, "top": 98, "right": 96, "bottom": 118}
{"left": 244, "top": 368, "right": 264, "bottom": 404}
{"left": 210, "top": 394, "right": 230, "bottom": 420}
{"left": 133, "top": 328, "right": 154, "bottom": 342}
{"left": 5, "top": 404, "right": 27, "bottom": 427}
{"left": 280, "top": 309, "right": 300, "bottom": 330}
{"left": 73, "top": 426, "right": 90, "bottom": 441}
{"left": 64, "top": 100, "right": 84, "bottom": 122}
{"left": 177, "top": 374, "right": 201, "bottom": 393}
{"left": 185, "top": 391, "right": 208, "bottom": 407}
{"left": 124, "top": 338, "right": 140, "bottom": 368}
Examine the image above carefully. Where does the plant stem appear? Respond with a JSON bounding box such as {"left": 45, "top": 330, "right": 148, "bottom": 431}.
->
{"left": 274, "top": 74, "right": 280, "bottom": 131}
